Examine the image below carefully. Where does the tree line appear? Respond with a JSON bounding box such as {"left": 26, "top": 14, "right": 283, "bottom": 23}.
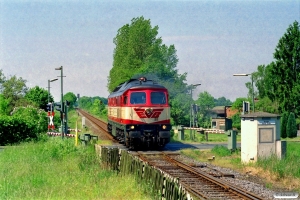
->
{"left": 244, "top": 21, "right": 300, "bottom": 138}
{"left": 1, "top": 17, "right": 298, "bottom": 145}
{"left": 107, "top": 17, "right": 299, "bottom": 138}
{"left": 0, "top": 70, "right": 79, "bottom": 145}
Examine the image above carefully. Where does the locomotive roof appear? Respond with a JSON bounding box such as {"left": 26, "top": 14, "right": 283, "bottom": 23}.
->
{"left": 109, "top": 77, "right": 166, "bottom": 98}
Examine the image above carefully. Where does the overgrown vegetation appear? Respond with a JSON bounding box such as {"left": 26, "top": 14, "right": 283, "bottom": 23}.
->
{"left": 78, "top": 96, "right": 107, "bottom": 119}
{"left": 0, "top": 106, "right": 47, "bottom": 145}
{"left": 0, "top": 137, "right": 153, "bottom": 200}
{"left": 256, "top": 142, "right": 300, "bottom": 179}
{"left": 181, "top": 140, "right": 300, "bottom": 192}
{"left": 211, "top": 145, "right": 232, "bottom": 157}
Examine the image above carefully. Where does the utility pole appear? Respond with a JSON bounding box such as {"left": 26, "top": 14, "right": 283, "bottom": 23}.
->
{"left": 233, "top": 73, "right": 255, "bottom": 113}
{"left": 47, "top": 78, "right": 58, "bottom": 103}
{"left": 55, "top": 66, "right": 65, "bottom": 139}
{"left": 190, "top": 83, "right": 201, "bottom": 140}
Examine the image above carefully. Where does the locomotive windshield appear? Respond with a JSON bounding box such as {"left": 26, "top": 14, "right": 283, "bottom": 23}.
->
{"left": 130, "top": 92, "right": 146, "bottom": 104}
{"left": 151, "top": 92, "right": 166, "bottom": 104}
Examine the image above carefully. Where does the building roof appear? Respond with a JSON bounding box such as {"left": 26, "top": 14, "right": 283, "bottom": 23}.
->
{"left": 241, "top": 112, "right": 280, "bottom": 118}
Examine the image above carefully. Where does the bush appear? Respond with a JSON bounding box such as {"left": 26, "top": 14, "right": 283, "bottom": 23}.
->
{"left": 280, "top": 112, "right": 288, "bottom": 138}
{"left": 211, "top": 145, "right": 231, "bottom": 156}
{"left": 0, "top": 115, "right": 36, "bottom": 145}
{"left": 231, "top": 113, "right": 241, "bottom": 130}
{"left": 0, "top": 106, "right": 48, "bottom": 145}
{"left": 287, "top": 112, "right": 297, "bottom": 138}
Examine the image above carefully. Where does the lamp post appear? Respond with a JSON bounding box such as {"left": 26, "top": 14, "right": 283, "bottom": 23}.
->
{"left": 233, "top": 73, "right": 254, "bottom": 113}
{"left": 190, "top": 83, "right": 201, "bottom": 140}
{"left": 47, "top": 78, "right": 58, "bottom": 103}
{"left": 55, "top": 66, "right": 65, "bottom": 138}
{"left": 47, "top": 78, "right": 58, "bottom": 132}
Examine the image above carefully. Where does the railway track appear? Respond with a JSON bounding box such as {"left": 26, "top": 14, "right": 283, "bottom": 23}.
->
{"left": 135, "top": 152, "right": 264, "bottom": 200}
{"left": 78, "top": 109, "right": 270, "bottom": 199}
{"left": 77, "top": 109, "right": 116, "bottom": 142}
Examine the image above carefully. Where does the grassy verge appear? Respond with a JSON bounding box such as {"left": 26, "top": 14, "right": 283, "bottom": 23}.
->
{"left": 172, "top": 130, "right": 241, "bottom": 143}
{"left": 181, "top": 141, "right": 300, "bottom": 192}
{"left": 0, "top": 137, "right": 153, "bottom": 200}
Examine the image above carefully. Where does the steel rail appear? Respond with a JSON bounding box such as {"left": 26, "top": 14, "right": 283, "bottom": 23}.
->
{"left": 77, "top": 109, "right": 116, "bottom": 142}
{"left": 136, "top": 152, "right": 263, "bottom": 200}
{"left": 163, "top": 153, "right": 263, "bottom": 200}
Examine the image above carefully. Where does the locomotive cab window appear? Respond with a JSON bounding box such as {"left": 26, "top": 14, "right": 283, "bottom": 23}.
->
{"left": 151, "top": 92, "right": 166, "bottom": 104}
{"left": 130, "top": 92, "right": 146, "bottom": 104}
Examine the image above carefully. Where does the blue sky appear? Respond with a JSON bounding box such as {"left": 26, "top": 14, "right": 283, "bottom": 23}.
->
{"left": 0, "top": 0, "right": 299, "bottom": 101}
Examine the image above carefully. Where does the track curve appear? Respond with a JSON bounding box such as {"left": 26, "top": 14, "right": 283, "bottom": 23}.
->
{"left": 77, "top": 109, "right": 117, "bottom": 142}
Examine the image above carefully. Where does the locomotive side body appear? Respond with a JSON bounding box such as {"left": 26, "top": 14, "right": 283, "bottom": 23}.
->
{"left": 107, "top": 77, "right": 171, "bottom": 149}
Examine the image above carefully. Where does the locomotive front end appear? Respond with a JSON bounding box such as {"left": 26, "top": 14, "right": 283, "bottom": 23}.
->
{"left": 125, "top": 88, "right": 171, "bottom": 149}
{"left": 107, "top": 77, "right": 171, "bottom": 150}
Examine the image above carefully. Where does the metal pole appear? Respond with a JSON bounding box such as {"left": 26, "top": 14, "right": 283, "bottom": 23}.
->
{"left": 55, "top": 66, "right": 64, "bottom": 139}
{"left": 60, "top": 66, "right": 63, "bottom": 138}
{"left": 64, "top": 101, "right": 68, "bottom": 136}
{"left": 190, "top": 89, "right": 192, "bottom": 140}
{"left": 233, "top": 73, "right": 254, "bottom": 113}
{"left": 189, "top": 83, "right": 201, "bottom": 140}
{"left": 48, "top": 80, "right": 50, "bottom": 103}
{"left": 251, "top": 75, "right": 255, "bottom": 113}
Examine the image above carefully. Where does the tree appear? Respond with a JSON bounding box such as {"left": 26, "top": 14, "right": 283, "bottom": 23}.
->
{"left": 0, "top": 94, "right": 10, "bottom": 115}
{"left": 11, "top": 106, "right": 48, "bottom": 134}
{"left": 0, "top": 69, "right": 5, "bottom": 93}
{"left": 90, "top": 99, "right": 106, "bottom": 116}
{"left": 108, "top": 16, "right": 184, "bottom": 92}
{"left": 169, "top": 93, "right": 191, "bottom": 126}
{"left": 231, "top": 97, "right": 248, "bottom": 111}
{"left": 286, "top": 112, "right": 297, "bottom": 138}
{"left": 25, "top": 86, "right": 50, "bottom": 111}
{"left": 266, "top": 21, "right": 300, "bottom": 115}
{"left": 196, "top": 91, "right": 215, "bottom": 111}
{"left": 108, "top": 16, "right": 191, "bottom": 125}
{"left": 78, "top": 96, "right": 93, "bottom": 109}
{"left": 214, "top": 97, "right": 232, "bottom": 106}
{"left": 280, "top": 112, "right": 288, "bottom": 138}
{"left": 195, "top": 91, "right": 215, "bottom": 128}
{"left": 1, "top": 75, "right": 28, "bottom": 112}
{"left": 255, "top": 96, "right": 279, "bottom": 113}
{"left": 231, "top": 113, "right": 241, "bottom": 130}
{"left": 63, "top": 92, "right": 77, "bottom": 110}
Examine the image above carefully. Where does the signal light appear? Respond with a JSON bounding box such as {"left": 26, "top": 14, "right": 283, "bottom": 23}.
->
{"left": 46, "top": 103, "right": 51, "bottom": 111}
{"left": 243, "top": 101, "right": 250, "bottom": 113}
{"left": 192, "top": 104, "right": 199, "bottom": 113}
{"left": 65, "top": 100, "right": 70, "bottom": 107}
{"left": 46, "top": 103, "right": 53, "bottom": 112}
{"left": 54, "top": 102, "right": 64, "bottom": 113}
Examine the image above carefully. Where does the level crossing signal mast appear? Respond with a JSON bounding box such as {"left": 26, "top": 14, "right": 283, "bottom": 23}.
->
{"left": 50, "top": 101, "right": 70, "bottom": 136}
{"left": 47, "top": 103, "right": 55, "bottom": 130}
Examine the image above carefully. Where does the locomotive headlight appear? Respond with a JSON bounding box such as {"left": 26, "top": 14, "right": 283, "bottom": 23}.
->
{"left": 130, "top": 125, "right": 135, "bottom": 130}
{"left": 162, "top": 125, "right": 167, "bottom": 130}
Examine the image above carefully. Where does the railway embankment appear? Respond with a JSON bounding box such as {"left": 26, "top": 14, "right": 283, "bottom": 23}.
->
{"left": 96, "top": 144, "right": 279, "bottom": 200}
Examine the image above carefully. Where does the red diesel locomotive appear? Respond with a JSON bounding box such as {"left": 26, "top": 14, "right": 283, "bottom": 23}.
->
{"left": 107, "top": 77, "right": 171, "bottom": 149}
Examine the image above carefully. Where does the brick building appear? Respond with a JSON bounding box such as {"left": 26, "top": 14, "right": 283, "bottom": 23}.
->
{"left": 211, "top": 106, "right": 238, "bottom": 130}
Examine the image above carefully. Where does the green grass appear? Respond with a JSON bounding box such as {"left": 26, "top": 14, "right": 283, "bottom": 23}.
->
{"left": 256, "top": 141, "right": 300, "bottom": 179}
{"left": 181, "top": 141, "right": 300, "bottom": 192}
{"left": 211, "top": 145, "right": 232, "bottom": 157}
{"left": 0, "top": 137, "right": 153, "bottom": 200}
{"left": 172, "top": 130, "right": 241, "bottom": 143}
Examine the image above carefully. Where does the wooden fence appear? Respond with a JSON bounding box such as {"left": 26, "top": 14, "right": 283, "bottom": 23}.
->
{"left": 95, "top": 145, "right": 193, "bottom": 200}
